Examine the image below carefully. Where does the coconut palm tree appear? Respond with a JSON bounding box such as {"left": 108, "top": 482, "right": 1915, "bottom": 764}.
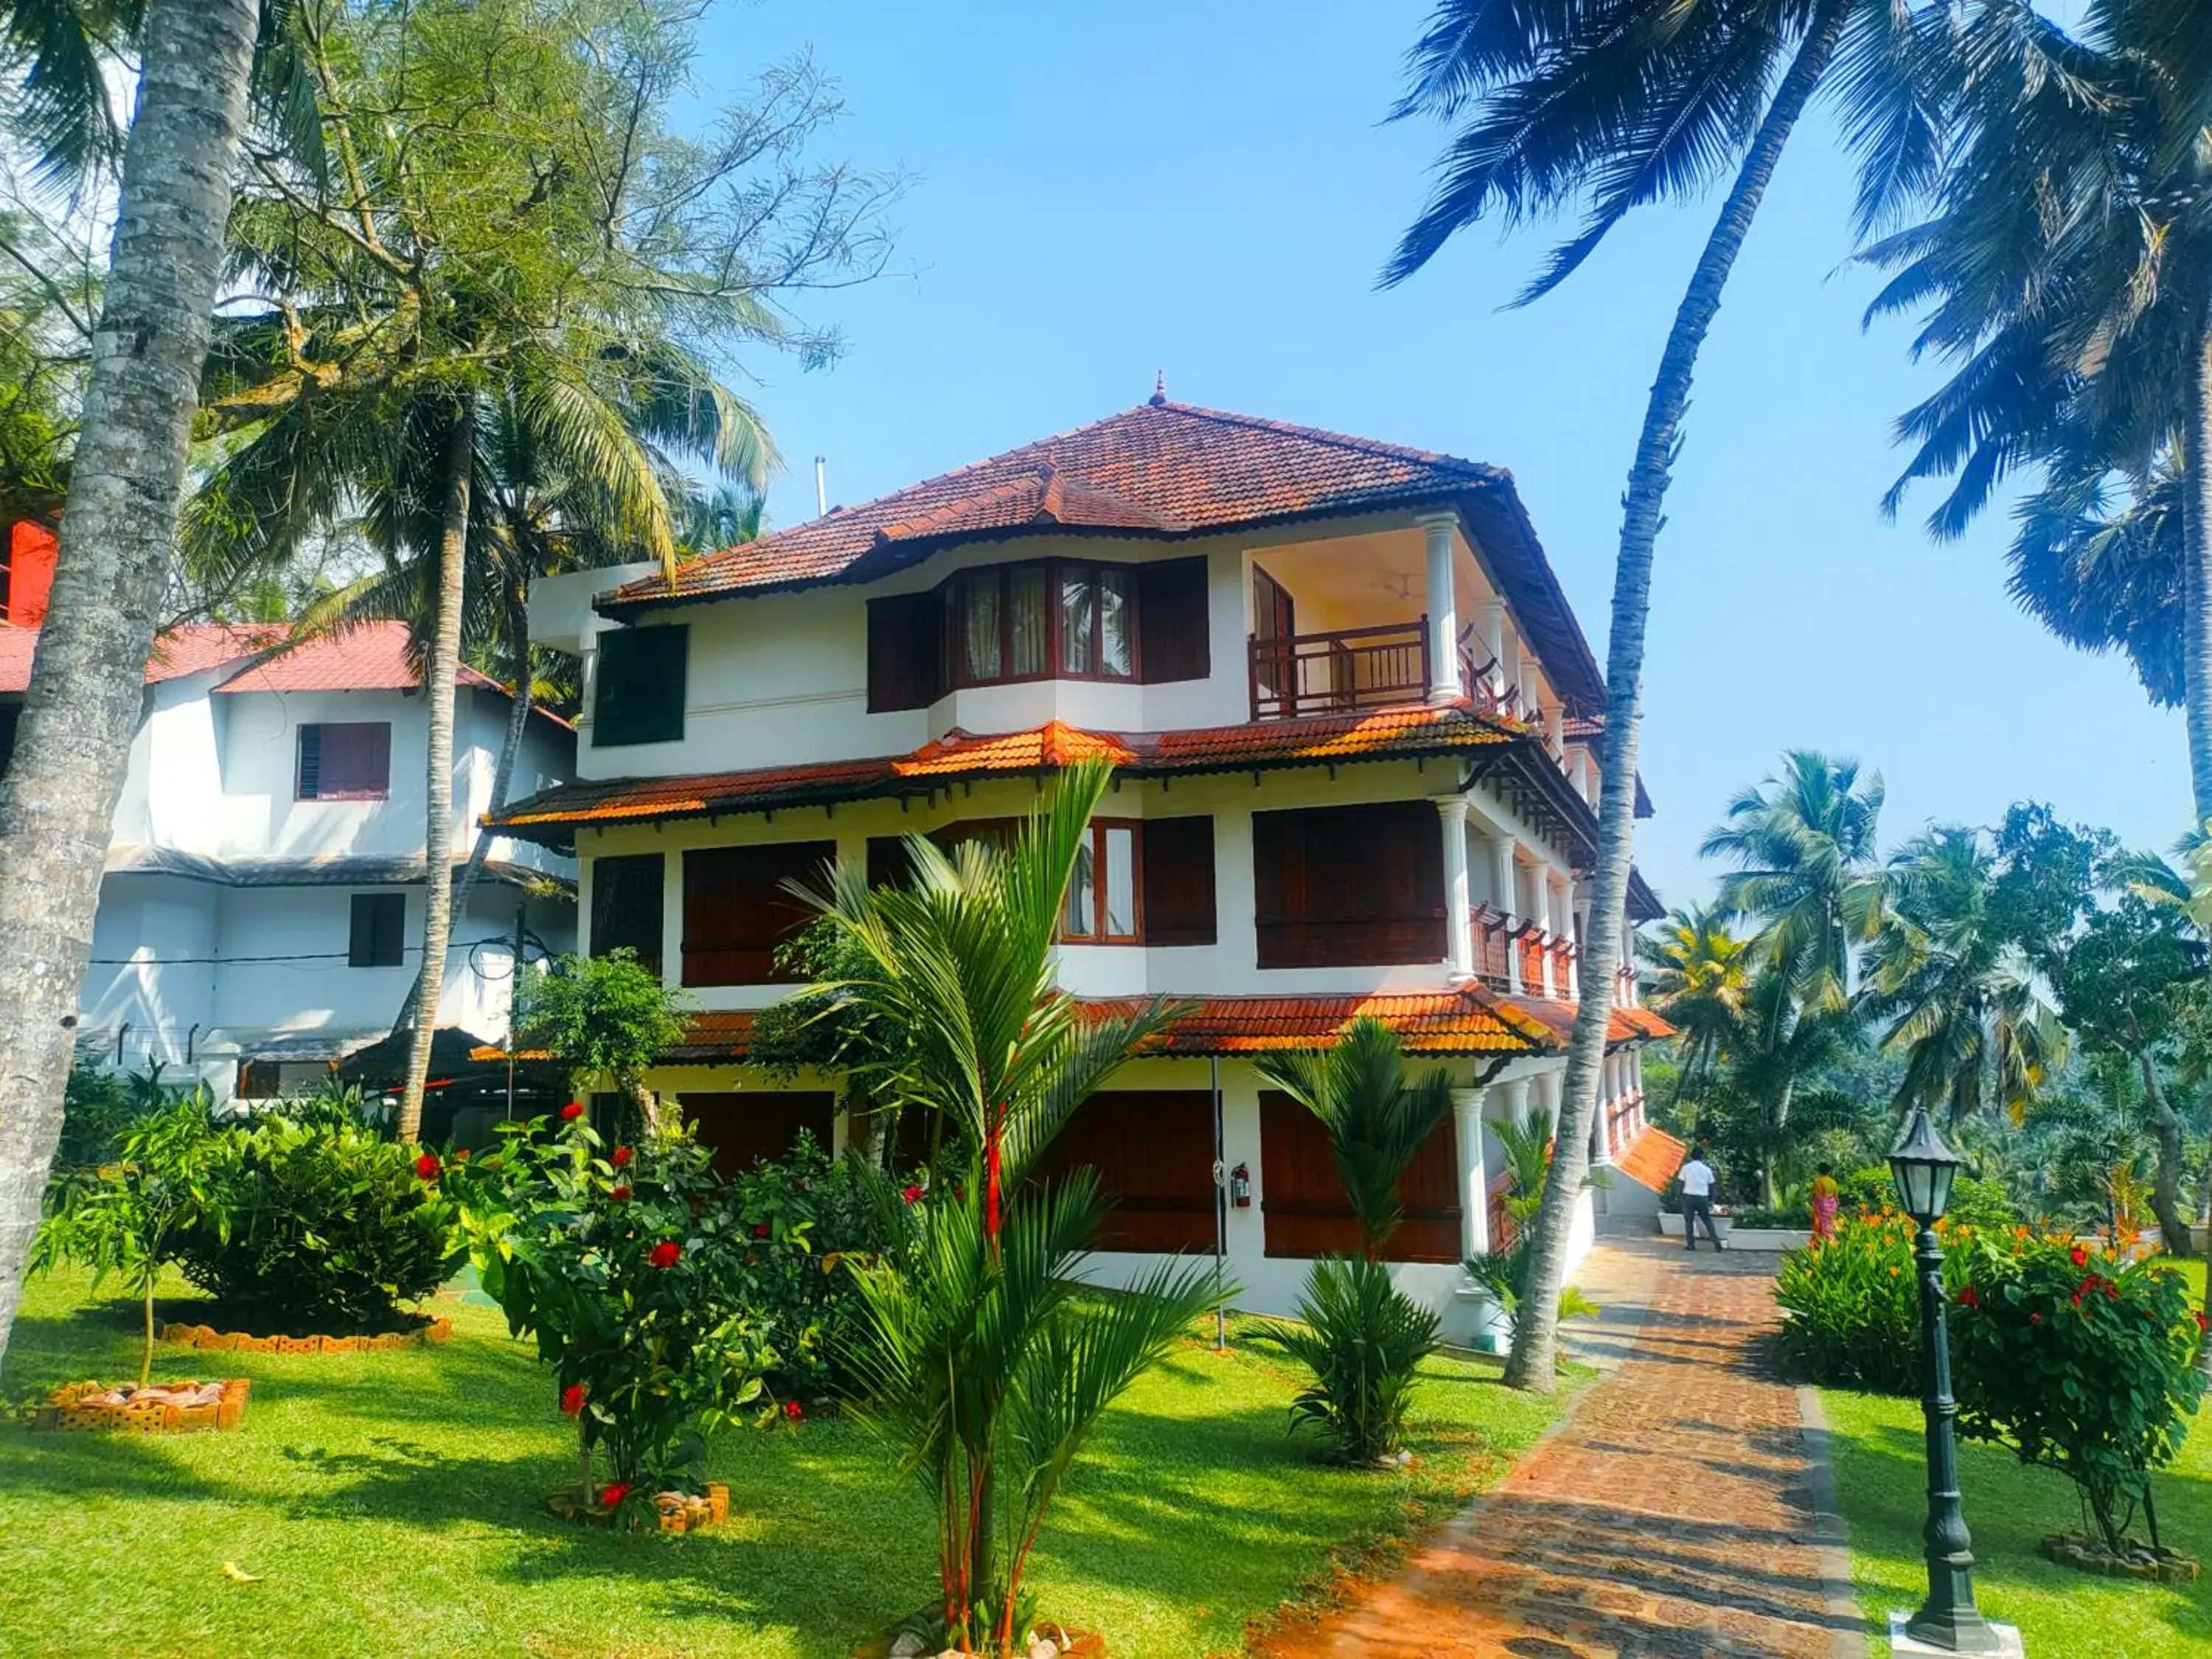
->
{"left": 0, "top": 0, "right": 262, "bottom": 1379}
{"left": 1635, "top": 903, "right": 1754, "bottom": 1106}
{"left": 1868, "top": 0, "right": 2212, "bottom": 818}
{"left": 1866, "top": 826, "right": 2067, "bottom": 1127}
{"left": 1700, "top": 751, "right": 1886, "bottom": 1199}
{"left": 1385, "top": 0, "right": 1966, "bottom": 1393}
{"left": 802, "top": 758, "right": 1222, "bottom": 1655}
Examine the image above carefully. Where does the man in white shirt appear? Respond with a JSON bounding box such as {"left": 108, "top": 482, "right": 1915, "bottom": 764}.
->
{"left": 1677, "top": 1146, "right": 1725, "bottom": 1251}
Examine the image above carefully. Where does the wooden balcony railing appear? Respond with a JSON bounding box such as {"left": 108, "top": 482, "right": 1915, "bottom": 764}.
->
{"left": 1251, "top": 619, "right": 1430, "bottom": 720}
{"left": 1471, "top": 905, "right": 1514, "bottom": 990}
{"left": 1517, "top": 931, "right": 1548, "bottom": 994}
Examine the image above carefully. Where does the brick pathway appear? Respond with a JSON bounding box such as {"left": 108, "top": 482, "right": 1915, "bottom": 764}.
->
{"left": 1277, "top": 1244, "right": 1863, "bottom": 1659}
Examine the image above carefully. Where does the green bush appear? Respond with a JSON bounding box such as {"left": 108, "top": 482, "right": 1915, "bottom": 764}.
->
{"left": 1836, "top": 1165, "right": 2015, "bottom": 1229}
{"left": 170, "top": 1115, "right": 458, "bottom": 1333}
{"left": 1952, "top": 1236, "right": 2207, "bottom": 1555}
{"left": 1733, "top": 1203, "right": 1811, "bottom": 1228}
{"left": 1265, "top": 1255, "right": 1439, "bottom": 1464}
{"left": 720, "top": 1132, "right": 891, "bottom": 1400}
{"left": 451, "top": 1108, "right": 776, "bottom": 1507}
{"left": 1774, "top": 1211, "right": 1994, "bottom": 1391}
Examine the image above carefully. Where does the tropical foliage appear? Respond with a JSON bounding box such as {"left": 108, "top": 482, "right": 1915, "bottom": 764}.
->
{"left": 512, "top": 949, "right": 694, "bottom": 1140}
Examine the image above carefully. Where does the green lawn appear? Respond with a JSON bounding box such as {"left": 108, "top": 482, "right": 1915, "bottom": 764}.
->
{"left": 1823, "top": 1261, "right": 2212, "bottom": 1659}
{"left": 0, "top": 1268, "right": 1569, "bottom": 1659}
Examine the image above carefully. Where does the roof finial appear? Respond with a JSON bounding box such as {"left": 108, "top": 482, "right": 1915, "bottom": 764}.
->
{"left": 1148, "top": 369, "right": 1167, "bottom": 408}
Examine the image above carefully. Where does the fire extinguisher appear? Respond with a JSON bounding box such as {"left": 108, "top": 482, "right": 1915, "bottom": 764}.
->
{"left": 1231, "top": 1163, "right": 1252, "bottom": 1208}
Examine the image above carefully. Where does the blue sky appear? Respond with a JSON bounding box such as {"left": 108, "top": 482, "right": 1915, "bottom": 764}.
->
{"left": 694, "top": 0, "right": 2181, "bottom": 910}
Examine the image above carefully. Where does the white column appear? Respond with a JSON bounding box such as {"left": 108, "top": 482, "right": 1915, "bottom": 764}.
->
{"left": 1455, "top": 1085, "right": 1489, "bottom": 1259}
{"left": 1421, "top": 512, "right": 1459, "bottom": 705}
{"left": 1544, "top": 702, "right": 1564, "bottom": 754}
{"left": 1481, "top": 594, "right": 1506, "bottom": 696}
{"left": 1492, "top": 837, "right": 1523, "bottom": 995}
{"left": 1590, "top": 1062, "right": 1608, "bottom": 1163}
{"left": 1437, "top": 797, "right": 1473, "bottom": 979}
{"left": 1533, "top": 873, "right": 1554, "bottom": 998}
{"left": 1520, "top": 658, "right": 1540, "bottom": 718}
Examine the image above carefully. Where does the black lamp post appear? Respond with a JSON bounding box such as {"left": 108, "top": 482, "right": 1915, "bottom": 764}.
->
{"left": 1889, "top": 1107, "right": 2001, "bottom": 1654}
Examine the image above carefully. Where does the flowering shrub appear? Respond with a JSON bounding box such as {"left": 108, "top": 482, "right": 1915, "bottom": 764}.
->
{"left": 1950, "top": 1237, "right": 2206, "bottom": 1554}
{"left": 451, "top": 1110, "right": 776, "bottom": 1503}
{"left": 1774, "top": 1210, "right": 1992, "bottom": 1392}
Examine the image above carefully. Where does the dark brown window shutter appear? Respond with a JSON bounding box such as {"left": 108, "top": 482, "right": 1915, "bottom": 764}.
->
{"left": 1028, "top": 1091, "right": 1218, "bottom": 1250}
{"left": 590, "top": 852, "right": 665, "bottom": 975}
{"left": 1140, "top": 816, "right": 1215, "bottom": 946}
{"left": 682, "top": 841, "right": 836, "bottom": 986}
{"left": 867, "top": 591, "right": 944, "bottom": 712}
{"left": 591, "top": 625, "right": 687, "bottom": 747}
{"left": 348, "top": 891, "right": 406, "bottom": 967}
{"left": 866, "top": 834, "right": 915, "bottom": 890}
{"left": 1252, "top": 801, "right": 1444, "bottom": 967}
{"left": 1136, "top": 557, "right": 1209, "bottom": 683}
{"left": 1259, "top": 1091, "right": 1461, "bottom": 1262}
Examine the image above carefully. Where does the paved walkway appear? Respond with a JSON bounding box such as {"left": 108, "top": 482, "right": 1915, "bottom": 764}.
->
{"left": 1279, "top": 1242, "right": 1863, "bottom": 1659}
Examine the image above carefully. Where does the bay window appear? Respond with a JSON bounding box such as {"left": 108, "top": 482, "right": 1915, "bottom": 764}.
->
{"left": 944, "top": 558, "right": 1136, "bottom": 688}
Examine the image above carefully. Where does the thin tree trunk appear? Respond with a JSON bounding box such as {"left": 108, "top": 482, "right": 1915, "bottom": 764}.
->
{"left": 0, "top": 0, "right": 257, "bottom": 1380}
{"left": 397, "top": 406, "right": 475, "bottom": 1142}
{"left": 2183, "top": 299, "right": 2212, "bottom": 826}
{"left": 1504, "top": 1, "right": 1848, "bottom": 1391}
{"left": 2136, "top": 1052, "right": 2191, "bottom": 1256}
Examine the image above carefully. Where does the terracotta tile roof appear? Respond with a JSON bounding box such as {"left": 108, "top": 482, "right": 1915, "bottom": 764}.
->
{"left": 0, "top": 622, "right": 284, "bottom": 694}
{"left": 597, "top": 399, "right": 1607, "bottom": 714}
{"left": 1614, "top": 1124, "right": 1688, "bottom": 1194}
{"left": 490, "top": 703, "right": 1512, "bottom": 840}
{"left": 1496, "top": 995, "right": 1676, "bottom": 1048}
{"left": 1089, "top": 990, "right": 1543, "bottom": 1057}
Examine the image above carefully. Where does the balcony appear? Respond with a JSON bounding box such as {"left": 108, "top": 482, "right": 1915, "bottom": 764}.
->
{"left": 1470, "top": 908, "right": 1579, "bottom": 999}
{"left": 1249, "top": 619, "right": 1431, "bottom": 721}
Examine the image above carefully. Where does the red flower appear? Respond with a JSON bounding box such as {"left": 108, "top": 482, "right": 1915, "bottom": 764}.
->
{"left": 611, "top": 1145, "right": 633, "bottom": 1168}
{"left": 560, "top": 1383, "right": 585, "bottom": 1417}
{"left": 2103, "top": 1279, "right": 2119, "bottom": 1301}
{"left": 1957, "top": 1285, "right": 1980, "bottom": 1310}
{"left": 414, "top": 1152, "right": 441, "bottom": 1181}
{"left": 2070, "top": 1244, "right": 2090, "bottom": 1267}
{"left": 753, "top": 1222, "right": 771, "bottom": 1239}
{"left": 610, "top": 1184, "right": 632, "bottom": 1203}
{"left": 2196, "top": 1311, "right": 2209, "bottom": 1335}
{"left": 648, "top": 1239, "right": 682, "bottom": 1269}
{"left": 598, "top": 1482, "right": 630, "bottom": 1509}
{"left": 901, "top": 1184, "right": 924, "bottom": 1204}
{"left": 783, "top": 1399, "right": 804, "bottom": 1422}
{"left": 453, "top": 1148, "right": 469, "bottom": 1162}
{"left": 561, "top": 1101, "right": 585, "bottom": 1121}
{"left": 2029, "top": 1312, "right": 2043, "bottom": 1325}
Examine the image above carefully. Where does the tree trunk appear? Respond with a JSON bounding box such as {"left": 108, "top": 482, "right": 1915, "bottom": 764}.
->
{"left": 0, "top": 0, "right": 257, "bottom": 1381}
{"left": 2136, "top": 1052, "right": 2192, "bottom": 1256}
{"left": 2183, "top": 299, "right": 2212, "bottom": 827}
{"left": 396, "top": 406, "right": 475, "bottom": 1143}
{"left": 1503, "top": 1, "right": 1848, "bottom": 1391}
{"left": 392, "top": 586, "right": 532, "bottom": 1040}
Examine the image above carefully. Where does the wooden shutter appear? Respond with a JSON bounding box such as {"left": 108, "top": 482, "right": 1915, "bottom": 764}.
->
{"left": 866, "top": 834, "right": 916, "bottom": 890}
{"left": 349, "top": 891, "right": 405, "bottom": 967}
{"left": 1252, "top": 801, "right": 1444, "bottom": 967}
{"left": 593, "top": 625, "right": 687, "bottom": 746}
{"left": 679, "top": 1091, "right": 836, "bottom": 1180}
{"left": 1137, "top": 557, "right": 1209, "bottom": 683}
{"left": 1029, "top": 1090, "right": 1218, "bottom": 1251}
{"left": 305, "top": 722, "right": 390, "bottom": 799}
{"left": 589, "top": 852, "right": 665, "bottom": 975}
{"left": 867, "top": 591, "right": 944, "bottom": 712}
{"left": 1140, "top": 816, "right": 1215, "bottom": 947}
{"left": 681, "top": 841, "right": 835, "bottom": 985}
{"left": 1259, "top": 1091, "right": 1461, "bottom": 1263}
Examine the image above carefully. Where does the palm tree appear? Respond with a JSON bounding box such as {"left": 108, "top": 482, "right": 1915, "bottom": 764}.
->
{"left": 0, "top": 0, "right": 262, "bottom": 1379}
{"left": 1385, "top": 0, "right": 1962, "bottom": 1394}
{"left": 1866, "top": 827, "right": 2067, "bottom": 1126}
{"left": 1636, "top": 903, "right": 1754, "bottom": 1107}
{"left": 803, "top": 759, "right": 1222, "bottom": 1655}
{"left": 1700, "top": 751, "right": 1887, "bottom": 1199}
{"left": 1868, "top": 0, "right": 2212, "bottom": 818}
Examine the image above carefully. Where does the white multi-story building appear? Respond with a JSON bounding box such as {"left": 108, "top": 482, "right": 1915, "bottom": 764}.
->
{"left": 0, "top": 620, "right": 576, "bottom": 1115}
{"left": 495, "top": 398, "right": 1672, "bottom": 1335}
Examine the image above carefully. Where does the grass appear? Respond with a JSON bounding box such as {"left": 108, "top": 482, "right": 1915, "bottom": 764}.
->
{"left": 0, "top": 1270, "right": 1571, "bottom": 1659}
{"left": 1823, "top": 1259, "right": 2212, "bottom": 1659}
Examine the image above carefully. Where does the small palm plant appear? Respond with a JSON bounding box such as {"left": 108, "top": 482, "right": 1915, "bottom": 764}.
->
{"left": 802, "top": 759, "right": 1225, "bottom": 1656}
{"left": 1465, "top": 1106, "right": 1601, "bottom": 1327}
{"left": 1253, "top": 1018, "right": 1453, "bottom": 1464}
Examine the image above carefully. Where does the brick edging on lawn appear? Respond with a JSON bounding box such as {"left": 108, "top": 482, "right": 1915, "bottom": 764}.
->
{"left": 1796, "top": 1384, "right": 1874, "bottom": 1659}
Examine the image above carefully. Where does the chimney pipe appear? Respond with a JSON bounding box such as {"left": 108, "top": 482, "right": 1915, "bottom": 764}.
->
{"left": 814, "top": 456, "right": 827, "bottom": 518}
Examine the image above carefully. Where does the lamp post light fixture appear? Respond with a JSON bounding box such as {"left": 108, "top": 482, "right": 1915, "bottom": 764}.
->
{"left": 1889, "top": 1106, "right": 2002, "bottom": 1654}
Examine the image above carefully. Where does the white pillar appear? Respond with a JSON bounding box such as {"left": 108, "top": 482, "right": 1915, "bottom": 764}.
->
{"left": 1492, "top": 838, "right": 1523, "bottom": 995}
{"left": 1544, "top": 702, "right": 1564, "bottom": 754}
{"left": 1420, "top": 512, "right": 1459, "bottom": 705}
{"left": 1437, "top": 797, "right": 1473, "bottom": 979}
{"left": 1455, "top": 1085, "right": 1489, "bottom": 1258}
{"left": 1481, "top": 594, "right": 1506, "bottom": 695}
{"left": 1533, "top": 873, "right": 1555, "bottom": 998}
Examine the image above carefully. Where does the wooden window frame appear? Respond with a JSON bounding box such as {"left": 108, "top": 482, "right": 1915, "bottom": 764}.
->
{"left": 943, "top": 557, "right": 1139, "bottom": 690}
{"left": 591, "top": 624, "right": 687, "bottom": 748}
{"left": 1060, "top": 818, "right": 1143, "bottom": 945}
{"left": 348, "top": 891, "right": 406, "bottom": 968}
{"left": 296, "top": 721, "right": 392, "bottom": 801}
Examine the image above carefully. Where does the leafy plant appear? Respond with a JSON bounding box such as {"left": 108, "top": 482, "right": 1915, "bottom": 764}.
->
{"left": 453, "top": 1107, "right": 776, "bottom": 1506}
{"left": 1773, "top": 1209, "right": 1999, "bottom": 1392}
{"left": 805, "top": 758, "right": 1224, "bottom": 1655}
{"left": 1253, "top": 1018, "right": 1451, "bottom": 1464}
{"left": 1952, "top": 1236, "right": 2207, "bottom": 1556}
{"left": 31, "top": 1095, "right": 221, "bottom": 1386}
{"left": 1464, "top": 1105, "right": 1600, "bottom": 1330}
{"left": 170, "top": 1115, "right": 457, "bottom": 1334}
{"left": 513, "top": 950, "right": 693, "bottom": 1138}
